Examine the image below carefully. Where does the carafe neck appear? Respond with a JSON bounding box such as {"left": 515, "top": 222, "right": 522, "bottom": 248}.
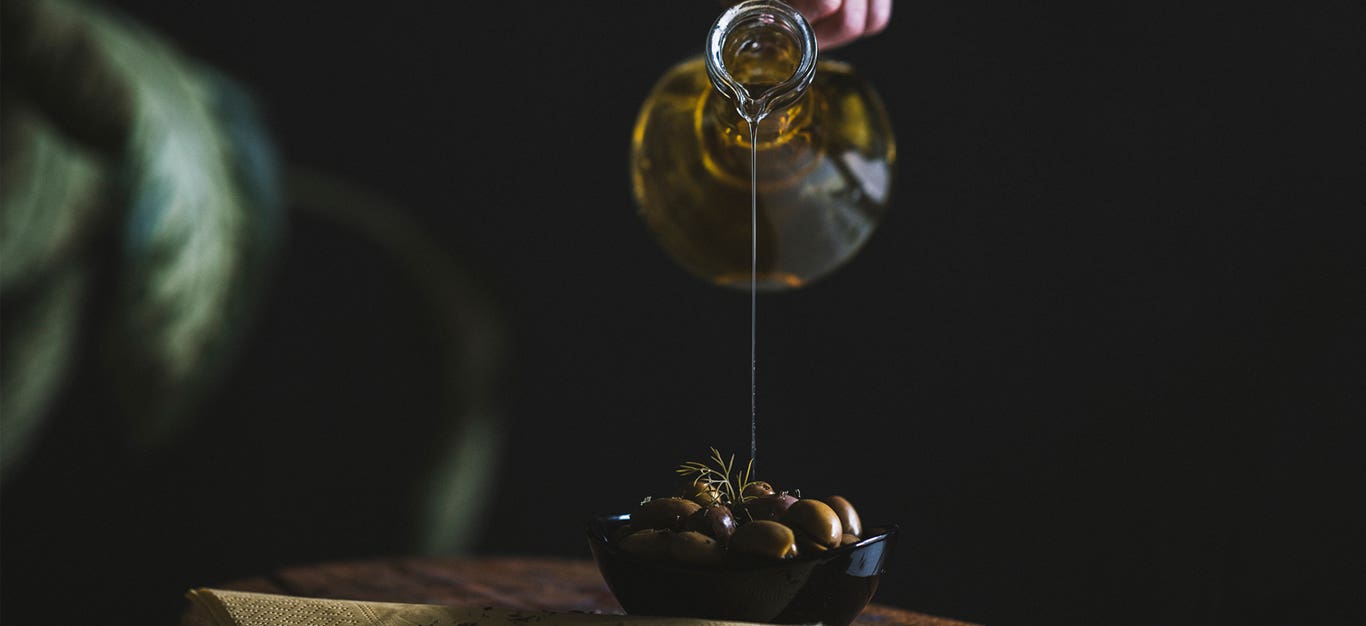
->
{"left": 705, "top": 0, "right": 818, "bottom": 125}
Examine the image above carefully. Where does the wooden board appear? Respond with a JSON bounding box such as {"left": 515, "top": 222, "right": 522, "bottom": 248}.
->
{"left": 204, "top": 556, "right": 976, "bottom": 626}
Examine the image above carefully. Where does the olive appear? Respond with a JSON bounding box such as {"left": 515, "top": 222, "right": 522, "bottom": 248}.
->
{"left": 676, "top": 479, "right": 722, "bottom": 507}
{"left": 618, "top": 528, "right": 671, "bottom": 559}
{"left": 780, "top": 498, "right": 842, "bottom": 549}
{"left": 794, "top": 535, "right": 831, "bottom": 555}
{"left": 821, "top": 495, "right": 863, "bottom": 538}
{"left": 741, "top": 481, "right": 776, "bottom": 498}
{"left": 841, "top": 533, "right": 861, "bottom": 546}
{"left": 740, "top": 493, "right": 797, "bottom": 522}
{"left": 634, "top": 497, "right": 702, "bottom": 531}
{"left": 685, "top": 504, "right": 738, "bottom": 542}
{"left": 729, "top": 520, "right": 798, "bottom": 560}
{"left": 669, "top": 530, "right": 722, "bottom": 565}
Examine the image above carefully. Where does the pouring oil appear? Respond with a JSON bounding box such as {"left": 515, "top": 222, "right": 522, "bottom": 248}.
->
{"left": 630, "top": 0, "right": 896, "bottom": 472}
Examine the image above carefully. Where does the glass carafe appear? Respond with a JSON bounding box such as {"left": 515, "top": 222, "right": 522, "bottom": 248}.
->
{"left": 631, "top": 0, "right": 896, "bottom": 290}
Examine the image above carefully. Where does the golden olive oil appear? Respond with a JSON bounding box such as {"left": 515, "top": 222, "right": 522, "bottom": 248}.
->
{"left": 630, "top": 57, "right": 895, "bottom": 290}
{"left": 632, "top": 0, "right": 896, "bottom": 469}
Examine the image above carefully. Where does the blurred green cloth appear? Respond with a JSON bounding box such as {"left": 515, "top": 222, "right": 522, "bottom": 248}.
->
{"left": 0, "top": 0, "right": 508, "bottom": 572}
{"left": 1, "top": 0, "right": 284, "bottom": 472}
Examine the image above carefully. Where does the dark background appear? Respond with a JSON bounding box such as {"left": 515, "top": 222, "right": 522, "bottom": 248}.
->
{"left": 3, "top": 1, "right": 1365, "bottom": 625}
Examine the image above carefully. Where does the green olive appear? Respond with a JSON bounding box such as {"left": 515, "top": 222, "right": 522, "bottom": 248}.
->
{"left": 780, "top": 498, "right": 842, "bottom": 549}
{"left": 669, "top": 530, "right": 722, "bottom": 565}
{"left": 635, "top": 497, "right": 702, "bottom": 531}
{"left": 729, "top": 520, "right": 798, "bottom": 560}
{"left": 821, "top": 495, "right": 863, "bottom": 538}
{"left": 742, "top": 481, "right": 776, "bottom": 498}
{"left": 685, "top": 504, "right": 738, "bottom": 541}
{"left": 740, "top": 493, "right": 797, "bottom": 522}
{"left": 618, "top": 528, "right": 671, "bottom": 559}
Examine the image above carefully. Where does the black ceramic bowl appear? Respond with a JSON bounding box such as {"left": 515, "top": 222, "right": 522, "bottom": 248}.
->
{"left": 587, "top": 514, "right": 898, "bottom": 626}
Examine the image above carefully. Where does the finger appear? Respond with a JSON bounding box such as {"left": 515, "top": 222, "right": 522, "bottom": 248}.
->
{"left": 787, "top": 0, "right": 843, "bottom": 22}
{"left": 865, "top": 0, "right": 892, "bottom": 36}
{"left": 813, "top": 0, "right": 868, "bottom": 49}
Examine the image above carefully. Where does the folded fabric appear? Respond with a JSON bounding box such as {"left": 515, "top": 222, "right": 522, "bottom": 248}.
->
{"left": 183, "top": 588, "right": 797, "bottom": 626}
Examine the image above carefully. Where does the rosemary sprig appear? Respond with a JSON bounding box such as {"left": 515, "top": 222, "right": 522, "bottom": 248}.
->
{"left": 675, "top": 447, "right": 765, "bottom": 506}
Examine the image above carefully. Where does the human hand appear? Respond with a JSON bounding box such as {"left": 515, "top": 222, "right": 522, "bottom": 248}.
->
{"left": 787, "top": 0, "right": 892, "bottom": 49}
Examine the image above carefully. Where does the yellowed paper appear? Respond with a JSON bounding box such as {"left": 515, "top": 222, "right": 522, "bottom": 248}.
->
{"left": 184, "top": 588, "right": 806, "bottom": 626}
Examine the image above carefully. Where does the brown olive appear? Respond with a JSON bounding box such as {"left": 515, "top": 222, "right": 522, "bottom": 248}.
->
{"left": 741, "top": 481, "right": 776, "bottom": 498}
{"left": 634, "top": 497, "right": 702, "bottom": 531}
{"left": 740, "top": 493, "right": 797, "bottom": 522}
{"left": 780, "top": 498, "right": 842, "bottom": 549}
{"left": 668, "top": 530, "right": 722, "bottom": 565}
{"left": 676, "top": 479, "right": 722, "bottom": 506}
{"left": 685, "top": 504, "right": 738, "bottom": 542}
{"left": 794, "top": 535, "right": 831, "bottom": 555}
{"left": 729, "top": 520, "right": 798, "bottom": 560}
{"left": 841, "top": 533, "right": 861, "bottom": 546}
{"left": 618, "top": 528, "right": 671, "bottom": 559}
{"left": 821, "top": 495, "right": 863, "bottom": 538}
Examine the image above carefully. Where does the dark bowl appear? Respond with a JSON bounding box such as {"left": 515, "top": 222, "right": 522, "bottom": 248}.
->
{"left": 587, "top": 514, "right": 898, "bottom": 626}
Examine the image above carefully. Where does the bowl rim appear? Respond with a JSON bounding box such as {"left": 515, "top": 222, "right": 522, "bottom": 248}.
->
{"left": 587, "top": 512, "right": 900, "bottom": 572}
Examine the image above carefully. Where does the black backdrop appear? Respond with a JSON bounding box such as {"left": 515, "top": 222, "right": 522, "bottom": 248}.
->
{"left": 3, "top": 2, "right": 1365, "bottom": 625}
